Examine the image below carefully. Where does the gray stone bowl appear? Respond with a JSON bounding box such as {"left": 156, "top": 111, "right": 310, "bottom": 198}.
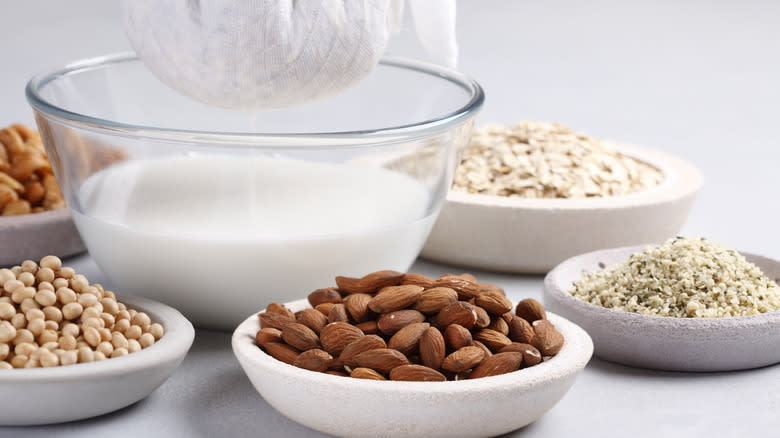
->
{"left": 0, "top": 208, "right": 86, "bottom": 267}
{"left": 543, "top": 245, "right": 780, "bottom": 372}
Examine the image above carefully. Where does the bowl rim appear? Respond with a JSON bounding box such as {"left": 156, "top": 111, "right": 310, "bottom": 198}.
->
{"left": 0, "top": 293, "right": 194, "bottom": 382}
{"left": 25, "top": 53, "right": 484, "bottom": 147}
{"left": 232, "top": 298, "right": 594, "bottom": 394}
{"left": 544, "top": 244, "right": 780, "bottom": 331}
{"left": 446, "top": 142, "right": 703, "bottom": 210}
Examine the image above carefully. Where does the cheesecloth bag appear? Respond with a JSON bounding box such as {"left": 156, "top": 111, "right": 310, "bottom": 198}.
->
{"left": 121, "top": 0, "right": 457, "bottom": 111}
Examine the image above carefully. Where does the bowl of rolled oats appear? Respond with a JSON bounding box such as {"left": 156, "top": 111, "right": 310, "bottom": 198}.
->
{"left": 543, "top": 237, "right": 780, "bottom": 371}
{"left": 421, "top": 121, "right": 703, "bottom": 273}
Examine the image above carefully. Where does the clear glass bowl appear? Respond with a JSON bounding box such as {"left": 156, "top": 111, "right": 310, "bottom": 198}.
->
{"left": 26, "top": 53, "right": 483, "bottom": 329}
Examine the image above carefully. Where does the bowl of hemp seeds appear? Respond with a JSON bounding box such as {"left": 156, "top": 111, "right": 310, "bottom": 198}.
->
{"left": 543, "top": 237, "right": 780, "bottom": 371}
{"left": 420, "top": 121, "right": 703, "bottom": 273}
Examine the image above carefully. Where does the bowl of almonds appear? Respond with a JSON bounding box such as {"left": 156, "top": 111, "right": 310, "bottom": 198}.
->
{"left": 232, "top": 270, "right": 593, "bottom": 438}
{"left": 421, "top": 121, "right": 703, "bottom": 273}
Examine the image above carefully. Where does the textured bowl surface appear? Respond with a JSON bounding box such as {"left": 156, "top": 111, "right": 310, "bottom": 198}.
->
{"left": 0, "top": 294, "right": 194, "bottom": 426}
{"left": 0, "top": 208, "right": 85, "bottom": 267}
{"left": 544, "top": 245, "right": 780, "bottom": 371}
{"left": 421, "top": 143, "right": 703, "bottom": 273}
{"left": 232, "top": 299, "right": 593, "bottom": 438}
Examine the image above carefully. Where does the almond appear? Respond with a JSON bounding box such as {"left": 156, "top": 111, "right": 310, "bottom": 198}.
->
{"left": 389, "top": 364, "right": 446, "bottom": 382}
{"left": 479, "top": 282, "right": 505, "bottom": 295}
{"left": 293, "top": 349, "right": 333, "bottom": 372}
{"left": 308, "top": 287, "right": 342, "bottom": 307}
{"left": 320, "top": 322, "right": 364, "bottom": 356}
{"left": 508, "top": 315, "right": 535, "bottom": 344}
{"left": 354, "top": 348, "right": 409, "bottom": 373}
{"left": 419, "top": 326, "right": 445, "bottom": 370}
{"left": 475, "top": 291, "right": 513, "bottom": 315}
{"left": 515, "top": 298, "right": 547, "bottom": 324}
{"left": 350, "top": 367, "right": 386, "bottom": 380}
{"left": 388, "top": 322, "right": 430, "bottom": 356}
{"left": 487, "top": 316, "right": 510, "bottom": 335}
{"left": 433, "top": 275, "right": 480, "bottom": 300}
{"left": 355, "top": 320, "right": 379, "bottom": 335}
{"left": 442, "top": 346, "right": 485, "bottom": 373}
{"left": 296, "top": 308, "right": 328, "bottom": 334}
{"left": 437, "top": 301, "right": 477, "bottom": 329}
{"left": 336, "top": 270, "right": 405, "bottom": 295}
{"left": 474, "top": 305, "right": 491, "bottom": 329}
{"left": 258, "top": 311, "right": 295, "bottom": 330}
{"left": 473, "top": 329, "right": 512, "bottom": 352}
{"left": 325, "top": 370, "right": 348, "bottom": 377}
{"left": 531, "top": 320, "right": 564, "bottom": 355}
{"left": 343, "top": 293, "right": 373, "bottom": 322}
{"left": 368, "top": 285, "right": 423, "bottom": 314}
{"left": 469, "top": 352, "right": 523, "bottom": 379}
{"left": 499, "top": 342, "right": 542, "bottom": 366}
{"left": 443, "top": 324, "right": 472, "bottom": 350}
{"left": 377, "top": 309, "right": 425, "bottom": 335}
{"left": 263, "top": 342, "right": 300, "bottom": 365}
{"left": 472, "top": 340, "right": 493, "bottom": 358}
{"left": 255, "top": 327, "right": 282, "bottom": 347}
{"left": 339, "top": 334, "right": 387, "bottom": 367}
{"left": 401, "top": 273, "right": 435, "bottom": 288}
{"left": 334, "top": 276, "right": 362, "bottom": 294}
{"left": 328, "top": 303, "right": 349, "bottom": 323}
{"left": 265, "top": 302, "right": 295, "bottom": 319}
{"left": 413, "top": 287, "right": 458, "bottom": 314}
{"left": 281, "top": 323, "right": 321, "bottom": 351}
{"left": 315, "top": 302, "right": 335, "bottom": 316}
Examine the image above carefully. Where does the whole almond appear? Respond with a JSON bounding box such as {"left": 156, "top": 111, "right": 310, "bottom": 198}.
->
{"left": 508, "top": 315, "right": 535, "bottom": 344}
{"left": 334, "top": 276, "right": 362, "bottom": 294}
{"left": 473, "top": 329, "right": 512, "bottom": 352}
{"left": 469, "top": 352, "right": 523, "bottom": 379}
{"left": 443, "top": 324, "right": 472, "bottom": 350}
{"left": 474, "top": 306, "right": 491, "bottom": 329}
{"left": 350, "top": 367, "right": 386, "bottom": 380}
{"left": 515, "top": 298, "right": 547, "bottom": 324}
{"left": 265, "top": 302, "right": 295, "bottom": 319}
{"left": 354, "top": 348, "right": 409, "bottom": 373}
{"left": 339, "top": 334, "right": 387, "bottom": 367}
{"left": 368, "top": 285, "right": 423, "bottom": 314}
{"left": 328, "top": 303, "right": 349, "bottom": 323}
{"left": 437, "top": 302, "right": 477, "bottom": 329}
{"left": 531, "top": 320, "right": 564, "bottom": 356}
{"left": 475, "top": 291, "right": 513, "bottom": 315}
{"left": 389, "top": 364, "right": 446, "bottom": 382}
{"left": 413, "top": 287, "right": 458, "bottom": 314}
{"left": 433, "top": 275, "right": 481, "bottom": 301}
{"left": 401, "top": 273, "right": 435, "bottom": 288}
{"left": 388, "top": 322, "right": 430, "bottom": 356}
{"left": 355, "top": 320, "right": 379, "bottom": 335}
{"left": 255, "top": 327, "right": 282, "bottom": 347}
{"left": 326, "top": 370, "right": 348, "bottom": 377}
{"left": 358, "top": 270, "right": 405, "bottom": 293}
{"left": 315, "top": 302, "right": 335, "bottom": 316}
{"left": 293, "top": 349, "right": 333, "bottom": 372}
{"left": 442, "top": 346, "right": 485, "bottom": 373}
{"left": 281, "top": 323, "right": 321, "bottom": 351}
{"left": 320, "top": 322, "right": 364, "bottom": 356}
{"left": 297, "top": 308, "right": 328, "bottom": 334}
{"left": 343, "top": 293, "right": 373, "bottom": 323}
{"left": 479, "top": 283, "right": 505, "bottom": 295}
{"left": 258, "top": 312, "right": 295, "bottom": 330}
{"left": 487, "top": 316, "right": 510, "bottom": 335}
{"left": 419, "top": 326, "right": 445, "bottom": 370}
{"left": 308, "top": 288, "right": 342, "bottom": 307}
{"left": 499, "top": 342, "right": 542, "bottom": 366}
{"left": 263, "top": 342, "right": 301, "bottom": 365}
{"left": 472, "top": 340, "right": 493, "bottom": 358}
{"left": 377, "top": 309, "right": 425, "bottom": 335}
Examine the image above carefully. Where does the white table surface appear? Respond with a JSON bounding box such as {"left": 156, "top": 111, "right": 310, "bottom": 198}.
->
{"left": 1, "top": 1, "right": 778, "bottom": 437}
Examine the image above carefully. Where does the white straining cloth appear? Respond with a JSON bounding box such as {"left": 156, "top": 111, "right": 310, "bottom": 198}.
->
{"left": 121, "top": 0, "right": 457, "bottom": 111}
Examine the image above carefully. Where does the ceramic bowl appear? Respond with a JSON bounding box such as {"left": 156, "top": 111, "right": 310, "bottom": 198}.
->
{"left": 421, "top": 143, "right": 703, "bottom": 273}
{"left": 0, "top": 294, "right": 194, "bottom": 425}
{"left": 543, "top": 245, "right": 780, "bottom": 371}
{"left": 232, "top": 299, "right": 593, "bottom": 438}
{"left": 0, "top": 208, "right": 85, "bottom": 267}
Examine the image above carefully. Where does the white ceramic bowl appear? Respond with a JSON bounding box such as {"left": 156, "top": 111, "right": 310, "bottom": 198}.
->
{"left": 421, "top": 143, "right": 703, "bottom": 273}
{"left": 0, "top": 208, "right": 85, "bottom": 267}
{"left": 0, "top": 294, "right": 194, "bottom": 426}
{"left": 543, "top": 245, "right": 780, "bottom": 372}
{"left": 232, "top": 299, "right": 593, "bottom": 438}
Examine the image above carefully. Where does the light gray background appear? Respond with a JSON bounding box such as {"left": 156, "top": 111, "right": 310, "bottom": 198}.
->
{"left": 1, "top": 1, "right": 778, "bottom": 437}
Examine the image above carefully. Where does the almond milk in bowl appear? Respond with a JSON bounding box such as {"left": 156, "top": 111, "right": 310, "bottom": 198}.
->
{"left": 26, "top": 53, "right": 483, "bottom": 329}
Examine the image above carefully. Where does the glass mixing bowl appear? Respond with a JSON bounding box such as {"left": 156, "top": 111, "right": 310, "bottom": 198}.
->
{"left": 26, "top": 53, "right": 483, "bottom": 329}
